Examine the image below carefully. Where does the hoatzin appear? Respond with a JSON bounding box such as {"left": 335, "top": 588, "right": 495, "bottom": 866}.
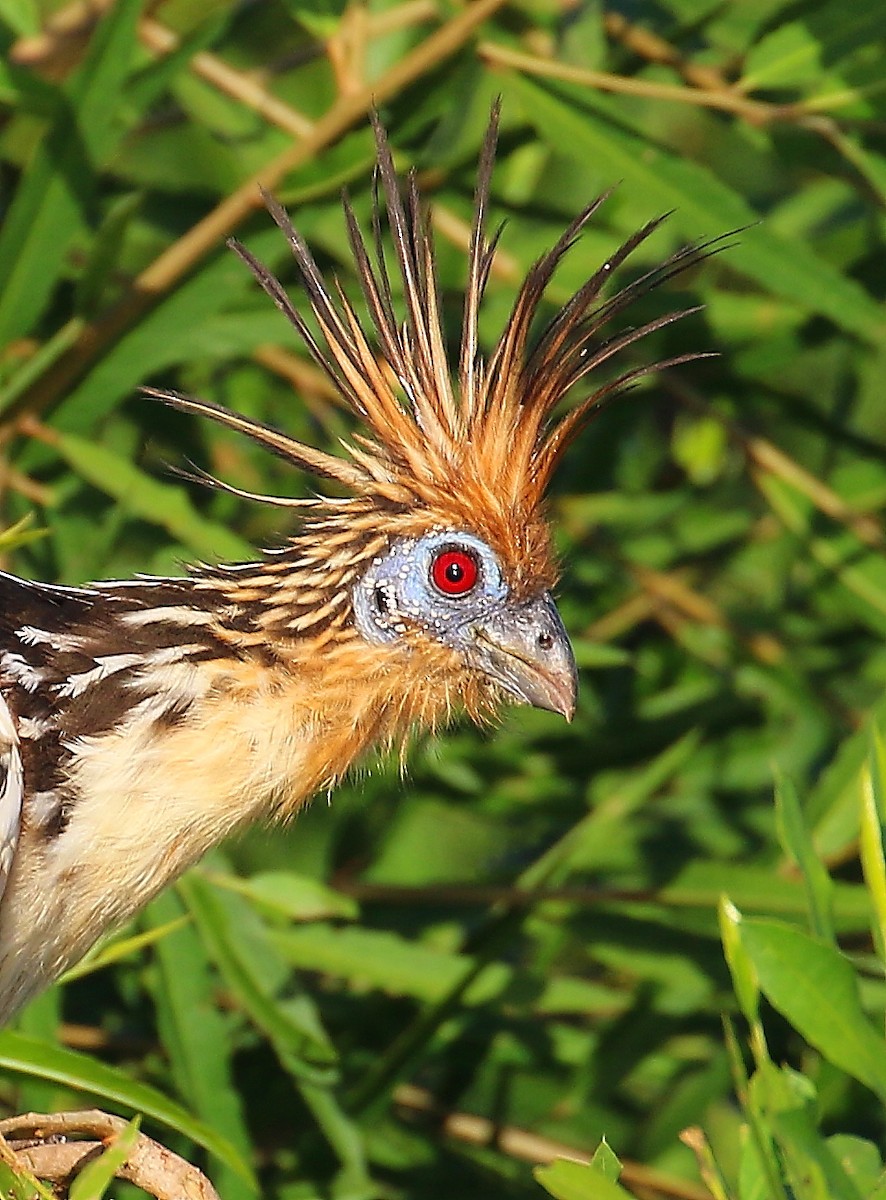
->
{"left": 0, "top": 106, "right": 712, "bottom": 1022}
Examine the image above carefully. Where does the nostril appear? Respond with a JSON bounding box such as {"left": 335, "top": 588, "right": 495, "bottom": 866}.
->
{"left": 537, "top": 631, "right": 554, "bottom": 651}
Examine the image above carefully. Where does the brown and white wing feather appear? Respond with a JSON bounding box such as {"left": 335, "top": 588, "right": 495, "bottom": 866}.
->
{"left": 0, "top": 695, "right": 22, "bottom": 904}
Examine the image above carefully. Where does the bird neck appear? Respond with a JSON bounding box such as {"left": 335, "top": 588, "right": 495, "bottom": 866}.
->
{"left": 190, "top": 519, "right": 392, "bottom": 649}
{"left": 189, "top": 541, "right": 502, "bottom": 812}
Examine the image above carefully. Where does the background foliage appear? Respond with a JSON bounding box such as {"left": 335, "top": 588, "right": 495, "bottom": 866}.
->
{"left": 1, "top": 0, "right": 886, "bottom": 1197}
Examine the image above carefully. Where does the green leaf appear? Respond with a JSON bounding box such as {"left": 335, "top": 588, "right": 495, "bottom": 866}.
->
{"left": 0, "top": 0, "right": 142, "bottom": 343}
{"left": 0, "top": 1162, "right": 34, "bottom": 1200}
{"left": 146, "top": 891, "right": 255, "bottom": 1199}
{"left": 751, "top": 1063, "right": 863, "bottom": 1200}
{"left": 741, "top": 21, "right": 824, "bottom": 89}
{"left": 671, "top": 414, "right": 729, "bottom": 486}
{"left": 535, "top": 1156, "right": 633, "bottom": 1200}
{"left": 825, "top": 1135, "right": 883, "bottom": 1195}
{"left": 824, "top": 135, "right": 886, "bottom": 206}
{"left": 2, "top": 1166, "right": 52, "bottom": 1200}
{"left": 655, "top": 860, "right": 868, "bottom": 929}
{"left": 273, "top": 924, "right": 624, "bottom": 1017}
{"left": 180, "top": 874, "right": 373, "bottom": 1191}
{"left": 0, "top": 514, "right": 45, "bottom": 553}
{"left": 775, "top": 773, "right": 836, "bottom": 942}
{"left": 59, "top": 916, "right": 190, "bottom": 984}
{"left": 740, "top": 919, "right": 886, "bottom": 1100}
{"left": 588, "top": 1140, "right": 622, "bottom": 1181}
{"left": 719, "top": 898, "right": 760, "bottom": 1025}
{"left": 74, "top": 192, "right": 143, "bottom": 318}
{"left": 860, "top": 731, "right": 886, "bottom": 962}
{"left": 49, "top": 429, "right": 252, "bottom": 561}
{"left": 12, "top": 987, "right": 63, "bottom": 1115}
{"left": 756, "top": 473, "right": 886, "bottom": 635}
{"left": 179, "top": 874, "right": 339, "bottom": 1078}
{"left": 0, "top": 1030, "right": 255, "bottom": 1187}
{"left": 0, "top": 1145, "right": 54, "bottom": 1200}
{"left": 51, "top": 226, "right": 285, "bottom": 433}
{"left": 68, "top": 1115, "right": 141, "bottom": 1200}
{"left": 279, "top": 0, "right": 342, "bottom": 38}
{"left": 203, "top": 868, "right": 359, "bottom": 922}
{"left": 504, "top": 74, "right": 886, "bottom": 344}
{"left": 0, "top": 0, "right": 39, "bottom": 37}
{"left": 742, "top": 8, "right": 886, "bottom": 91}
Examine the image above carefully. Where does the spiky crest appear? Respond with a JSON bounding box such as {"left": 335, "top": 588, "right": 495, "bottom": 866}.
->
{"left": 147, "top": 103, "right": 722, "bottom": 594}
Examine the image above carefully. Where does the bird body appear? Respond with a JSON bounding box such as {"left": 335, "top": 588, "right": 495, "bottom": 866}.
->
{"left": 0, "top": 560, "right": 482, "bottom": 1020}
{"left": 0, "top": 106, "right": 711, "bottom": 1022}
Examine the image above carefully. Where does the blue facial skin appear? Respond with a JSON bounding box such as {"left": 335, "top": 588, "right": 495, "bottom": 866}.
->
{"left": 351, "top": 530, "right": 579, "bottom": 720}
{"left": 352, "top": 531, "right": 509, "bottom": 652}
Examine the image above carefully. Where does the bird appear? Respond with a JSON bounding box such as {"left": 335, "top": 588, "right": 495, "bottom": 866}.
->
{"left": 0, "top": 105, "right": 713, "bottom": 1023}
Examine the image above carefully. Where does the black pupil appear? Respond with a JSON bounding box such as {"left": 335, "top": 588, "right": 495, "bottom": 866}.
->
{"left": 445, "top": 561, "right": 464, "bottom": 583}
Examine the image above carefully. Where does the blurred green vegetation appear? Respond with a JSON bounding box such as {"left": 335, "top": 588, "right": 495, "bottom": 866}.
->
{"left": 1, "top": 0, "right": 886, "bottom": 1197}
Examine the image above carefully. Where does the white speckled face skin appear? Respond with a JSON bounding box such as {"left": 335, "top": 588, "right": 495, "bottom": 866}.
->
{"left": 352, "top": 531, "right": 578, "bottom": 718}
{"left": 353, "top": 531, "right": 507, "bottom": 650}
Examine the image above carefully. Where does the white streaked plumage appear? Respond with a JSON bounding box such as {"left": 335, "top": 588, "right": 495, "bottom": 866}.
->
{"left": 0, "top": 696, "right": 22, "bottom": 905}
{"left": 57, "top": 654, "right": 144, "bottom": 699}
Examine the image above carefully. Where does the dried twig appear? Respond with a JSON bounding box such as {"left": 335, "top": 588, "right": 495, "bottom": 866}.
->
{"left": 1, "top": 0, "right": 508, "bottom": 430}
{"left": 394, "top": 1083, "right": 713, "bottom": 1200}
{"left": 479, "top": 41, "right": 791, "bottom": 124}
{"left": 670, "top": 378, "right": 886, "bottom": 552}
{"left": 0, "top": 1110, "right": 220, "bottom": 1200}
{"left": 137, "top": 17, "right": 315, "bottom": 138}
{"left": 629, "top": 562, "right": 785, "bottom": 666}
{"left": 602, "top": 10, "right": 733, "bottom": 94}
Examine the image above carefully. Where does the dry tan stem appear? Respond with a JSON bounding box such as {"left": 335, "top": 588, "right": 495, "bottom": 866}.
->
{"left": 630, "top": 565, "right": 724, "bottom": 627}
{"left": 137, "top": 18, "right": 315, "bottom": 138}
{"left": 8, "top": 0, "right": 114, "bottom": 71}
{"left": 3, "top": 0, "right": 507, "bottom": 431}
{"left": 630, "top": 562, "right": 785, "bottom": 666}
{"left": 585, "top": 590, "right": 657, "bottom": 641}
{"left": 253, "top": 344, "right": 344, "bottom": 425}
{"left": 328, "top": 3, "right": 371, "bottom": 98}
{"left": 602, "top": 10, "right": 731, "bottom": 94}
{"left": 0, "top": 1110, "right": 220, "bottom": 1200}
{"left": 487, "top": 11, "right": 878, "bottom": 181}
{"left": 394, "top": 1083, "right": 712, "bottom": 1200}
{"left": 679, "top": 1127, "right": 730, "bottom": 1200}
{"left": 671, "top": 381, "right": 886, "bottom": 552}
{"left": 366, "top": 0, "right": 438, "bottom": 38}
{"left": 479, "top": 41, "right": 790, "bottom": 124}
{"left": 13, "top": 0, "right": 437, "bottom": 141}
{"left": 11, "top": 0, "right": 437, "bottom": 72}
{"left": 743, "top": 432, "right": 886, "bottom": 549}
{"left": 0, "top": 461, "right": 53, "bottom": 505}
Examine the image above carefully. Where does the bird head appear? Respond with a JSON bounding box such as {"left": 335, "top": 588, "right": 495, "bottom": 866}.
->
{"left": 350, "top": 528, "right": 575, "bottom": 720}
{"left": 146, "top": 104, "right": 717, "bottom": 729}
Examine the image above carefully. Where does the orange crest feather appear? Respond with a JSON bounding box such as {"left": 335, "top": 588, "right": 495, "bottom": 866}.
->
{"left": 147, "top": 103, "right": 722, "bottom": 590}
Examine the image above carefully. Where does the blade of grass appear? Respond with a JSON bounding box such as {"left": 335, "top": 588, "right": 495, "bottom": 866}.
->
{"left": 68, "top": 1115, "right": 141, "bottom": 1200}
{"left": 0, "top": 0, "right": 142, "bottom": 344}
{"left": 4, "top": 0, "right": 508, "bottom": 427}
{"left": 775, "top": 773, "right": 836, "bottom": 942}
{"left": 502, "top": 73, "right": 886, "bottom": 343}
{"left": 860, "top": 731, "right": 886, "bottom": 969}
{"left": 0, "top": 1030, "right": 254, "bottom": 1186}
{"left": 146, "top": 891, "right": 255, "bottom": 1199}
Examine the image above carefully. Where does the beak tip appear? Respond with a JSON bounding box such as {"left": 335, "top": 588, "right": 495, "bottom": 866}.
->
{"left": 513, "top": 664, "right": 578, "bottom": 722}
{"left": 548, "top": 683, "right": 577, "bottom": 723}
{"left": 471, "top": 592, "right": 579, "bottom": 724}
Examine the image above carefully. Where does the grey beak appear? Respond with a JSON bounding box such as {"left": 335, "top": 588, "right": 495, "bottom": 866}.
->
{"left": 471, "top": 593, "right": 578, "bottom": 721}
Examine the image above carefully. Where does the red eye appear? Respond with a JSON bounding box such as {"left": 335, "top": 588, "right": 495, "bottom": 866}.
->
{"left": 431, "top": 548, "right": 479, "bottom": 596}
